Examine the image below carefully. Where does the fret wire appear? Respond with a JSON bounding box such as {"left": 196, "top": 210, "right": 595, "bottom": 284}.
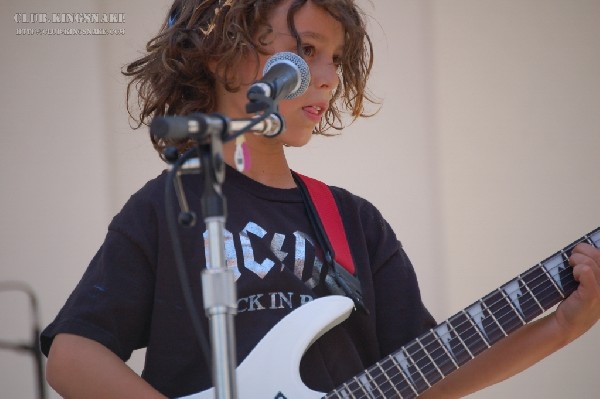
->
{"left": 498, "top": 287, "right": 526, "bottom": 324}
{"left": 512, "top": 274, "right": 547, "bottom": 321}
{"left": 372, "top": 358, "right": 406, "bottom": 397}
{"left": 326, "top": 387, "right": 340, "bottom": 398}
{"left": 413, "top": 264, "right": 571, "bottom": 372}
{"left": 431, "top": 328, "right": 459, "bottom": 369}
{"left": 384, "top": 356, "right": 416, "bottom": 397}
{"left": 379, "top": 379, "right": 413, "bottom": 399}
{"left": 561, "top": 251, "right": 573, "bottom": 285}
{"left": 456, "top": 278, "right": 579, "bottom": 356}
{"left": 522, "top": 262, "right": 569, "bottom": 309}
{"left": 480, "top": 298, "right": 508, "bottom": 337}
{"left": 365, "top": 233, "right": 593, "bottom": 398}
{"left": 407, "top": 233, "right": 588, "bottom": 372}
{"left": 447, "top": 315, "right": 475, "bottom": 359}
{"left": 403, "top": 346, "right": 431, "bottom": 388}
{"left": 461, "top": 309, "right": 491, "bottom": 348}
{"left": 389, "top": 354, "right": 419, "bottom": 396}
{"left": 519, "top": 274, "right": 544, "bottom": 313}
{"left": 449, "top": 280, "right": 577, "bottom": 365}
{"left": 540, "top": 262, "right": 565, "bottom": 298}
{"left": 394, "top": 380, "right": 418, "bottom": 399}
{"left": 409, "top": 280, "right": 578, "bottom": 388}
{"left": 589, "top": 229, "right": 600, "bottom": 248}
{"left": 350, "top": 381, "right": 362, "bottom": 399}
{"left": 375, "top": 279, "right": 580, "bottom": 399}
{"left": 560, "top": 250, "right": 571, "bottom": 271}
{"left": 364, "top": 369, "right": 385, "bottom": 397}
{"left": 346, "top": 386, "right": 358, "bottom": 399}
{"left": 453, "top": 272, "right": 575, "bottom": 350}
{"left": 350, "top": 376, "right": 369, "bottom": 398}
{"left": 424, "top": 331, "right": 457, "bottom": 376}
{"left": 585, "top": 233, "right": 600, "bottom": 249}
{"left": 375, "top": 361, "right": 403, "bottom": 398}
{"left": 416, "top": 336, "right": 444, "bottom": 380}
{"left": 385, "top": 269, "right": 579, "bottom": 393}
{"left": 340, "top": 382, "right": 355, "bottom": 399}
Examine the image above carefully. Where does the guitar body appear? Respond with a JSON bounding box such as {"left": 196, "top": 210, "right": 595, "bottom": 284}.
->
{"left": 178, "top": 296, "right": 354, "bottom": 399}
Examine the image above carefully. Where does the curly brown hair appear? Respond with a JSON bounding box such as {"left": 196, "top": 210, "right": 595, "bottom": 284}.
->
{"left": 123, "top": 0, "right": 376, "bottom": 159}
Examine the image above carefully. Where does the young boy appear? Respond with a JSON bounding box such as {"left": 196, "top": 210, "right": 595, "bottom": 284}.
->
{"left": 41, "top": 1, "right": 600, "bottom": 398}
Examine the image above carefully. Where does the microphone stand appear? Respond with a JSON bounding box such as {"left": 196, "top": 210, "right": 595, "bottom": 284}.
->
{"left": 197, "top": 123, "right": 238, "bottom": 399}
{"left": 160, "top": 93, "right": 277, "bottom": 399}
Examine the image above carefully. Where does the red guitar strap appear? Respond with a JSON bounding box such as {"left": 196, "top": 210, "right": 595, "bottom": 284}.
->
{"left": 294, "top": 172, "right": 355, "bottom": 274}
{"left": 293, "top": 172, "right": 367, "bottom": 313}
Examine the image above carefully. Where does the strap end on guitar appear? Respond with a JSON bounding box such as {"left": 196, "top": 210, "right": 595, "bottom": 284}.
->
{"left": 319, "top": 253, "right": 368, "bottom": 315}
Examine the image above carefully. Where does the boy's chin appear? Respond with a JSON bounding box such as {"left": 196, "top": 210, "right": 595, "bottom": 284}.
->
{"left": 281, "top": 136, "right": 312, "bottom": 148}
{"left": 278, "top": 128, "right": 315, "bottom": 148}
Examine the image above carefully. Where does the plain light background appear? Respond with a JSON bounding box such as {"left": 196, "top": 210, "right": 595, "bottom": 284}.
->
{"left": 1, "top": 0, "right": 599, "bottom": 398}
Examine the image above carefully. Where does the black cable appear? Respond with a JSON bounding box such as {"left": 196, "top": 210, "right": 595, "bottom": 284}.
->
{"left": 164, "top": 148, "right": 213, "bottom": 371}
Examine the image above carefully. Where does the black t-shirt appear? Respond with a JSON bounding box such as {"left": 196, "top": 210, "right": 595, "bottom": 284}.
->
{"left": 41, "top": 165, "right": 434, "bottom": 397}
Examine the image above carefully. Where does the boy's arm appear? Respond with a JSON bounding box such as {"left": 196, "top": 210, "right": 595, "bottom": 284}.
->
{"left": 421, "top": 243, "right": 600, "bottom": 398}
{"left": 47, "top": 333, "right": 167, "bottom": 399}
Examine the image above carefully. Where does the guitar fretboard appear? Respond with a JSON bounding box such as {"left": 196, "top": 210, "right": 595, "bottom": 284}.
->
{"left": 327, "top": 227, "right": 600, "bottom": 399}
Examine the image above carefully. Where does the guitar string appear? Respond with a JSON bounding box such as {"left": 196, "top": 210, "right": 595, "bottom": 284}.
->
{"left": 353, "top": 232, "right": 599, "bottom": 398}
{"left": 390, "top": 234, "right": 600, "bottom": 390}
{"left": 372, "top": 233, "right": 600, "bottom": 398}
{"left": 383, "top": 253, "right": 588, "bottom": 399}
{"left": 389, "top": 278, "right": 582, "bottom": 399}
{"left": 340, "top": 230, "right": 599, "bottom": 399}
{"left": 327, "top": 266, "right": 580, "bottom": 399}
{"left": 328, "top": 233, "right": 599, "bottom": 399}
{"left": 327, "top": 233, "right": 599, "bottom": 399}
{"left": 337, "top": 277, "right": 581, "bottom": 399}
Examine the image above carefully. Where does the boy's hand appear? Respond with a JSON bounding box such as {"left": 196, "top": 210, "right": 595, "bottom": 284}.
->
{"left": 554, "top": 243, "right": 600, "bottom": 341}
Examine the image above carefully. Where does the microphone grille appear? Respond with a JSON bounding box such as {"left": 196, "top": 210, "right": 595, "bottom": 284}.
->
{"left": 263, "top": 52, "right": 311, "bottom": 99}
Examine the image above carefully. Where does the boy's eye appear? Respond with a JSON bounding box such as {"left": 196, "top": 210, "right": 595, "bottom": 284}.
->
{"left": 333, "top": 55, "right": 342, "bottom": 67}
{"left": 301, "top": 45, "right": 315, "bottom": 57}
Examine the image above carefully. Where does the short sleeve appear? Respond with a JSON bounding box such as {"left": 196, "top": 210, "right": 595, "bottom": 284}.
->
{"left": 373, "top": 245, "right": 436, "bottom": 357}
{"left": 40, "top": 225, "right": 156, "bottom": 361}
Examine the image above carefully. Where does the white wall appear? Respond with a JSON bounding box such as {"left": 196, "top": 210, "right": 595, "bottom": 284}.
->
{"left": 0, "top": 0, "right": 165, "bottom": 397}
{"left": 431, "top": 1, "right": 600, "bottom": 397}
{"left": 1, "top": 0, "right": 598, "bottom": 398}
{"left": 1, "top": 1, "right": 110, "bottom": 398}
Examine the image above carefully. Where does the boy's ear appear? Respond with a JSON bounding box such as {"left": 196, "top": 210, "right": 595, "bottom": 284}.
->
{"left": 207, "top": 57, "right": 218, "bottom": 74}
{"left": 210, "top": 50, "right": 264, "bottom": 87}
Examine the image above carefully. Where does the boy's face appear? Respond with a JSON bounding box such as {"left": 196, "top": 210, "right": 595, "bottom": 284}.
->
{"left": 216, "top": 0, "right": 345, "bottom": 148}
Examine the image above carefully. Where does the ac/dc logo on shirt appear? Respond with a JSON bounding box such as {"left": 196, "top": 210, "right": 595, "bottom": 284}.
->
{"left": 203, "top": 221, "right": 323, "bottom": 286}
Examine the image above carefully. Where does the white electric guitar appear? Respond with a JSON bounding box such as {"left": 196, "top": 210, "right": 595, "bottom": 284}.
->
{"left": 180, "top": 227, "right": 600, "bottom": 399}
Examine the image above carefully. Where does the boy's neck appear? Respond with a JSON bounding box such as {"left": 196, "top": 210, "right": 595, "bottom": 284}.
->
{"left": 222, "top": 136, "right": 296, "bottom": 189}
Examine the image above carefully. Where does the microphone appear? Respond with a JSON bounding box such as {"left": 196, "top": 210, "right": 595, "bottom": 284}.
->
{"left": 150, "top": 113, "right": 284, "bottom": 140}
{"left": 247, "top": 52, "right": 311, "bottom": 105}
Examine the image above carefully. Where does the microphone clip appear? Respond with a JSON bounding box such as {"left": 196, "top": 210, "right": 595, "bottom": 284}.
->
{"left": 246, "top": 89, "right": 274, "bottom": 114}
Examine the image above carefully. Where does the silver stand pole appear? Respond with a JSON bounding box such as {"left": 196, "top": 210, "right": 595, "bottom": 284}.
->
{"left": 198, "top": 127, "right": 238, "bottom": 399}
{"left": 202, "top": 220, "right": 238, "bottom": 399}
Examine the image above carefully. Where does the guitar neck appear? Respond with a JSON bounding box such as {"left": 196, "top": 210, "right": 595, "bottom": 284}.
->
{"left": 327, "top": 227, "right": 600, "bottom": 399}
